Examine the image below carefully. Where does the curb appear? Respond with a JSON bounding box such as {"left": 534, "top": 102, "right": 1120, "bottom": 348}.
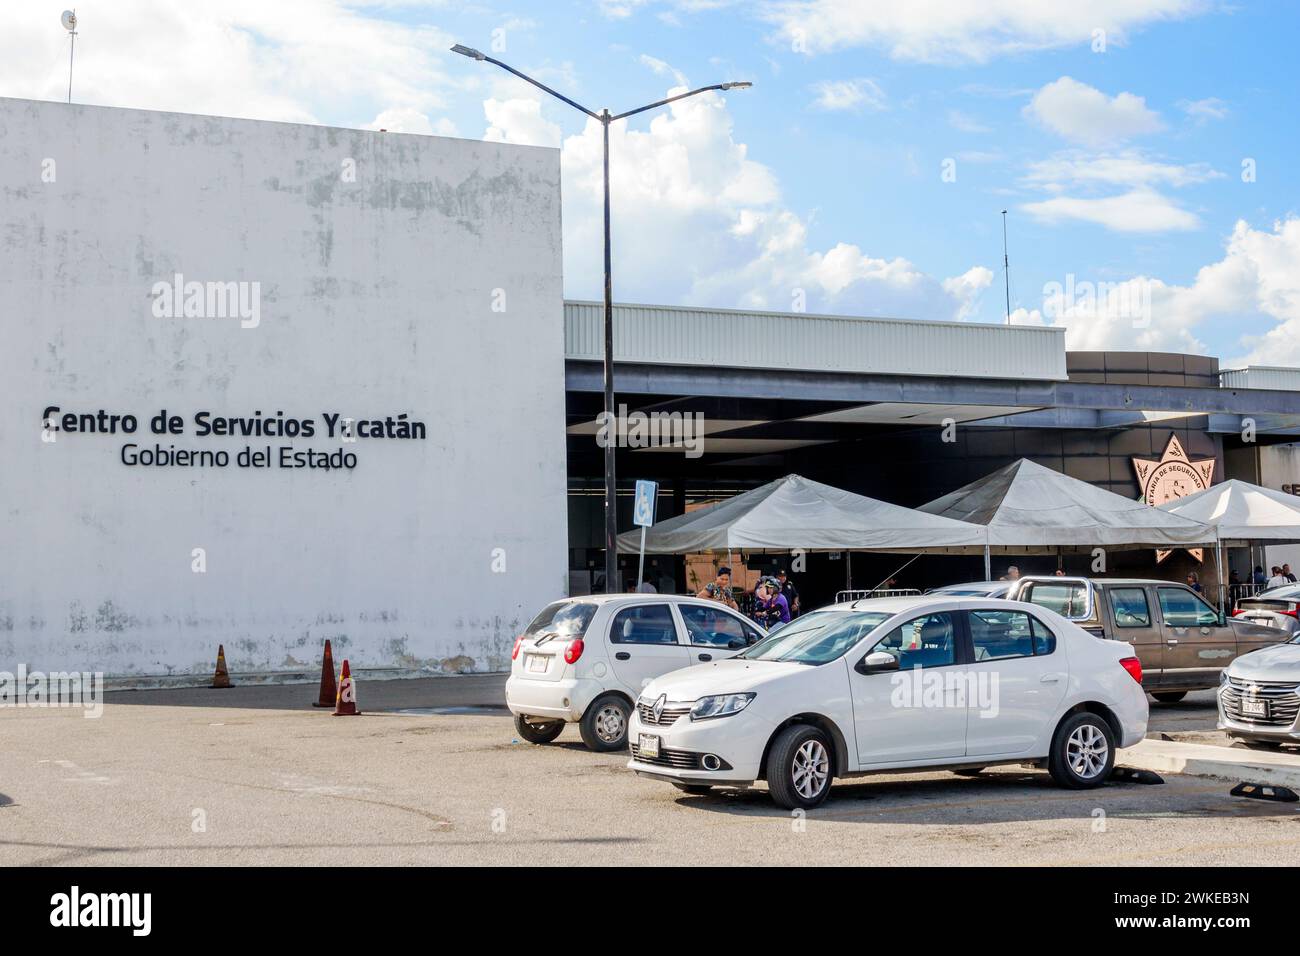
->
{"left": 1120, "top": 738, "right": 1300, "bottom": 788}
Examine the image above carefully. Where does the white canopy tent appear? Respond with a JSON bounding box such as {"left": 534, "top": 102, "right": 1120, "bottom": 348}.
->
{"left": 918, "top": 459, "right": 1216, "bottom": 577}
{"left": 1157, "top": 479, "right": 1300, "bottom": 607}
{"left": 615, "top": 473, "right": 988, "bottom": 555}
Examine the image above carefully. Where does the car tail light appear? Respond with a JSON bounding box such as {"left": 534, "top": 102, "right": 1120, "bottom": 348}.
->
{"left": 1120, "top": 656, "right": 1142, "bottom": 685}
{"left": 564, "top": 639, "right": 584, "bottom": 665}
{"left": 511, "top": 635, "right": 525, "bottom": 661}
{"left": 1285, "top": 603, "right": 1299, "bottom": 618}
{"left": 1231, "top": 609, "right": 1246, "bottom": 617}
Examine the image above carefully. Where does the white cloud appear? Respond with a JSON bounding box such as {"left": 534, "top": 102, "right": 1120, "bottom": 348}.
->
{"left": 483, "top": 97, "right": 562, "bottom": 148}
{"left": 764, "top": 0, "right": 1204, "bottom": 62}
{"left": 1025, "top": 77, "right": 1163, "bottom": 146}
{"left": 640, "top": 54, "right": 688, "bottom": 86}
{"left": 1016, "top": 219, "right": 1300, "bottom": 359}
{"left": 1021, "top": 189, "right": 1200, "bottom": 233}
{"left": 1024, "top": 150, "right": 1221, "bottom": 190}
{"left": 808, "top": 78, "right": 887, "bottom": 112}
{"left": 947, "top": 110, "right": 991, "bottom": 133}
{"left": 484, "top": 85, "right": 989, "bottom": 320}
{"left": 0, "top": 0, "right": 459, "bottom": 130}
{"left": 367, "top": 108, "right": 457, "bottom": 137}
{"left": 1180, "top": 97, "right": 1229, "bottom": 123}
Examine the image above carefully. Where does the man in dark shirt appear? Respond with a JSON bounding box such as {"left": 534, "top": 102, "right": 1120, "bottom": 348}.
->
{"left": 776, "top": 568, "right": 800, "bottom": 617}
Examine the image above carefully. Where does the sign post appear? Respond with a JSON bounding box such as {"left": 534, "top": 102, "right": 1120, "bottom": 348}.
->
{"left": 633, "top": 479, "right": 658, "bottom": 592}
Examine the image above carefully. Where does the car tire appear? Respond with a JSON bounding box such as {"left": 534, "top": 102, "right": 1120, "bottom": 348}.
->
{"left": 953, "top": 767, "right": 985, "bottom": 777}
{"left": 513, "top": 714, "right": 564, "bottom": 745}
{"left": 766, "top": 724, "right": 834, "bottom": 810}
{"left": 1048, "top": 712, "right": 1116, "bottom": 790}
{"left": 1151, "top": 691, "right": 1187, "bottom": 703}
{"left": 579, "top": 694, "right": 631, "bottom": 752}
{"left": 672, "top": 783, "right": 713, "bottom": 795}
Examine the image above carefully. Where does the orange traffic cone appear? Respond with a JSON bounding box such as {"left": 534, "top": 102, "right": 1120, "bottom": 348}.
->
{"left": 211, "top": 644, "right": 233, "bottom": 689}
{"left": 332, "top": 659, "right": 360, "bottom": 716}
{"left": 312, "top": 639, "right": 337, "bottom": 708}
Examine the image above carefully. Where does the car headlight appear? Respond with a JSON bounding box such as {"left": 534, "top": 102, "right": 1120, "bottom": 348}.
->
{"left": 690, "top": 693, "right": 755, "bottom": 720}
{"left": 1220, "top": 669, "right": 1230, "bottom": 686}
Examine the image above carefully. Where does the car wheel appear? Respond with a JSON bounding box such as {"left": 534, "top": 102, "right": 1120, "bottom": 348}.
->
{"left": 1048, "top": 712, "right": 1116, "bottom": 789}
{"left": 1151, "top": 691, "right": 1187, "bottom": 703}
{"left": 579, "top": 694, "right": 631, "bottom": 752}
{"left": 953, "top": 767, "right": 985, "bottom": 777}
{"left": 766, "top": 724, "right": 833, "bottom": 810}
{"left": 513, "top": 714, "right": 564, "bottom": 745}
{"left": 671, "top": 783, "right": 713, "bottom": 795}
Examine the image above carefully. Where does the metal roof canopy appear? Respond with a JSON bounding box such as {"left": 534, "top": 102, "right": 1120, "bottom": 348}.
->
{"left": 615, "top": 473, "right": 988, "bottom": 554}
{"left": 1157, "top": 478, "right": 1300, "bottom": 546}
{"left": 919, "top": 458, "right": 1216, "bottom": 553}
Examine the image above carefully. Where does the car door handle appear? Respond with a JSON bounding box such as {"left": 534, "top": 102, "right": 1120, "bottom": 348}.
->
{"left": 1039, "top": 674, "right": 1062, "bottom": 683}
{"left": 697, "top": 653, "right": 713, "bottom": 662}
{"left": 615, "top": 652, "right": 631, "bottom": 661}
{"left": 1166, "top": 639, "right": 1179, "bottom": 645}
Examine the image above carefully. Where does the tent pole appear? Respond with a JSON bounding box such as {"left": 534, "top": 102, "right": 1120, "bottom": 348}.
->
{"left": 1216, "top": 536, "right": 1226, "bottom": 613}
{"left": 846, "top": 551, "right": 852, "bottom": 591}
{"left": 983, "top": 544, "right": 991, "bottom": 581}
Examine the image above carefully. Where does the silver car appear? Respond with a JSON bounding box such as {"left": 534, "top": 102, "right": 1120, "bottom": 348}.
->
{"left": 1217, "top": 636, "right": 1300, "bottom": 747}
{"left": 927, "top": 581, "right": 1012, "bottom": 599}
{"left": 1233, "top": 585, "right": 1300, "bottom": 637}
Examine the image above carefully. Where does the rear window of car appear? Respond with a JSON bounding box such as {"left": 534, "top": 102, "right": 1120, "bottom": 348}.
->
{"left": 1020, "top": 582, "right": 1089, "bottom": 619}
{"left": 524, "top": 601, "right": 598, "bottom": 638}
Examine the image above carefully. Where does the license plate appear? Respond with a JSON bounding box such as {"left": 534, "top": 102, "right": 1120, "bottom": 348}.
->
{"left": 526, "top": 654, "right": 549, "bottom": 674}
{"left": 638, "top": 733, "right": 661, "bottom": 759}
{"left": 1246, "top": 616, "right": 1277, "bottom": 628}
{"left": 1241, "top": 697, "right": 1269, "bottom": 718}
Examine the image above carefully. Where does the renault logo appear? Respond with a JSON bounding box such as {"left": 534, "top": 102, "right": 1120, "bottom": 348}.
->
{"left": 652, "top": 694, "right": 666, "bottom": 722}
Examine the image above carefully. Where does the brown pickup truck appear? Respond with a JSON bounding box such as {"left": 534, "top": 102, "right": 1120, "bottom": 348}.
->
{"left": 1007, "top": 576, "right": 1285, "bottom": 702}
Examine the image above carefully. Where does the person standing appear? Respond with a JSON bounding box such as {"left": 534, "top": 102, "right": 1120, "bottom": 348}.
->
{"left": 1267, "top": 566, "right": 1289, "bottom": 590}
{"left": 1285, "top": 563, "right": 1297, "bottom": 583}
{"left": 696, "top": 567, "right": 739, "bottom": 610}
{"left": 1186, "top": 571, "right": 1203, "bottom": 595}
{"left": 776, "top": 568, "right": 800, "bottom": 618}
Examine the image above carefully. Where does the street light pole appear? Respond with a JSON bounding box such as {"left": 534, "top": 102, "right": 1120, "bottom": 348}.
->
{"left": 451, "top": 44, "right": 751, "bottom": 593}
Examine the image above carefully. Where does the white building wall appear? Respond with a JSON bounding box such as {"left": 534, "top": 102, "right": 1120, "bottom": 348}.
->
{"left": 0, "top": 98, "right": 569, "bottom": 678}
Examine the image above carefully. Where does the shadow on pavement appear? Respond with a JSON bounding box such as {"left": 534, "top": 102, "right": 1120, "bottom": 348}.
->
{"left": 104, "top": 674, "right": 510, "bottom": 713}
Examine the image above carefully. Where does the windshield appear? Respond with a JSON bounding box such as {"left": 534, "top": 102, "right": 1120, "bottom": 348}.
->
{"left": 738, "top": 610, "right": 891, "bottom": 665}
{"left": 524, "top": 601, "right": 598, "bottom": 640}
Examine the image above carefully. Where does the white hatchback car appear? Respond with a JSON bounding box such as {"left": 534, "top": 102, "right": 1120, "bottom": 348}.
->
{"left": 627, "top": 596, "right": 1148, "bottom": 809}
{"left": 506, "top": 594, "right": 765, "bottom": 752}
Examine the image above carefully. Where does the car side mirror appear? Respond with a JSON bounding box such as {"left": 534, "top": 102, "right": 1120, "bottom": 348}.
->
{"left": 855, "top": 650, "right": 899, "bottom": 675}
{"left": 728, "top": 637, "right": 747, "bottom": 649}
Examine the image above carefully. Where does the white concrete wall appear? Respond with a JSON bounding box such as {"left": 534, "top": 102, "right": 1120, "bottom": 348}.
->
{"left": 0, "top": 97, "right": 569, "bottom": 678}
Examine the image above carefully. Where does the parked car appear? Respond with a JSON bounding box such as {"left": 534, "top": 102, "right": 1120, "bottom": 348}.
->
{"left": 1216, "top": 635, "right": 1300, "bottom": 747}
{"left": 1232, "top": 584, "right": 1300, "bottom": 637}
{"left": 627, "top": 594, "right": 1148, "bottom": 810}
{"left": 505, "top": 594, "right": 765, "bottom": 752}
{"left": 1007, "top": 576, "right": 1284, "bottom": 702}
{"left": 927, "top": 581, "right": 1012, "bottom": 598}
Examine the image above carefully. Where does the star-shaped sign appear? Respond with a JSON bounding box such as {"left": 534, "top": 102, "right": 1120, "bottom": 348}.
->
{"left": 1133, "top": 433, "right": 1215, "bottom": 563}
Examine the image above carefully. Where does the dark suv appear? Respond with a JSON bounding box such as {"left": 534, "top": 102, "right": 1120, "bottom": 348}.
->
{"left": 1008, "top": 576, "right": 1284, "bottom": 702}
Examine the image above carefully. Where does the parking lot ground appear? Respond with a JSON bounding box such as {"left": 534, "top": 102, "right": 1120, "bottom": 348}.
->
{"left": 4, "top": 678, "right": 1300, "bottom": 866}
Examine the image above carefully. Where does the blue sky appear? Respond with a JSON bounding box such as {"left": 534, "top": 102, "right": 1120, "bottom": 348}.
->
{"left": 4, "top": 0, "right": 1299, "bottom": 363}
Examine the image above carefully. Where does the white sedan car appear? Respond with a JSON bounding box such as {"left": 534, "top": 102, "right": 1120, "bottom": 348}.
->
{"left": 627, "top": 595, "right": 1148, "bottom": 809}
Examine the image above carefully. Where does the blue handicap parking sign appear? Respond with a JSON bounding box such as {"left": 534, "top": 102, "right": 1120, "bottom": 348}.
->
{"left": 633, "top": 479, "right": 658, "bottom": 527}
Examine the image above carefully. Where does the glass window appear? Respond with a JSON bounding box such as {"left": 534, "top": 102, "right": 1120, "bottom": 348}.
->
{"left": 609, "top": 604, "right": 679, "bottom": 645}
{"left": 1108, "top": 588, "right": 1151, "bottom": 628}
{"left": 525, "top": 601, "right": 598, "bottom": 638}
{"left": 1020, "top": 581, "right": 1089, "bottom": 619}
{"left": 1030, "top": 616, "right": 1057, "bottom": 655}
{"left": 871, "top": 612, "right": 957, "bottom": 670}
{"left": 740, "top": 611, "right": 891, "bottom": 665}
{"left": 968, "top": 609, "right": 1036, "bottom": 661}
{"left": 679, "top": 605, "right": 759, "bottom": 648}
{"left": 1157, "top": 587, "right": 1220, "bottom": 628}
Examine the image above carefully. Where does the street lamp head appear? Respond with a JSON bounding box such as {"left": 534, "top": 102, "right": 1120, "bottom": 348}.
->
{"left": 450, "top": 44, "right": 486, "bottom": 61}
{"left": 721, "top": 81, "right": 753, "bottom": 90}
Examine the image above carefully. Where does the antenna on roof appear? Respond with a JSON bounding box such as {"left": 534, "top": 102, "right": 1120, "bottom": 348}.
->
{"left": 61, "top": 10, "right": 78, "bottom": 103}
{"left": 1001, "top": 209, "right": 1011, "bottom": 325}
